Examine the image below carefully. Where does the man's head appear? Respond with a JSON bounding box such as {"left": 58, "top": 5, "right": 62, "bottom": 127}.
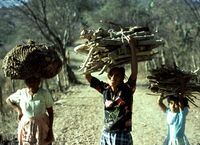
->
{"left": 107, "top": 67, "right": 125, "bottom": 87}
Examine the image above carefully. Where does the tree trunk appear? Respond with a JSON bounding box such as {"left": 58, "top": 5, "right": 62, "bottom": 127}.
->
{"left": 62, "top": 55, "right": 81, "bottom": 86}
{"left": 11, "top": 79, "right": 16, "bottom": 93}
{"left": 66, "top": 63, "right": 80, "bottom": 85}
{"left": 0, "top": 86, "right": 4, "bottom": 120}
{"left": 43, "top": 80, "right": 52, "bottom": 95}
{"left": 56, "top": 74, "right": 63, "bottom": 92}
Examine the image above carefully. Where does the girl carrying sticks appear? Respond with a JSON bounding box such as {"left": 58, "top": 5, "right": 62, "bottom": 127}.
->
{"left": 157, "top": 92, "right": 190, "bottom": 145}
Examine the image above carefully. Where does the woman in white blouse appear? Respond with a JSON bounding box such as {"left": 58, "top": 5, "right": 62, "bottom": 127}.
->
{"left": 6, "top": 77, "right": 54, "bottom": 145}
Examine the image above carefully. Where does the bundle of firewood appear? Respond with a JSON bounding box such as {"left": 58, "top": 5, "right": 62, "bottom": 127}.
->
{"left": 147, "top": 65, "right": 200, "bottom": 107}
{"left": 74, "top": 26, "right": 164, "bottom": 74}
{"left": 2, "top": 40, "right": 62, "bottom": 80}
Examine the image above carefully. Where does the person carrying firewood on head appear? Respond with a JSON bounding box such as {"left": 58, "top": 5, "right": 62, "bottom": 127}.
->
{"left": 3, "top": 40, "right": 62, "bottom": 145}
{"left": 6, "top": 77, "right": 55, "bottom": 145}
{"left": 157, "top": 91, "right": 190, "bottom": 145}
{"left": 84, "top": 36, "right": 138, "bottom": 145}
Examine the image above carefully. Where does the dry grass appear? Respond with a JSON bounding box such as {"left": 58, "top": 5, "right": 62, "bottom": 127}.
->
{"left": 0, "top": 47, "right": 200, "bottom": 145}
{"left": 1, "top": 78, "right": 200, "bottom": 145}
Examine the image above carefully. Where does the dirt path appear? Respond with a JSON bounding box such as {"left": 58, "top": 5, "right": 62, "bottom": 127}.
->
{"left": 53, "top": 84, "right": 200, "bottom": 145}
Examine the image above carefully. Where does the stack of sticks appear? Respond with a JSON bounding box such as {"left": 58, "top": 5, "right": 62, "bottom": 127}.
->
{"left": 147, "top": 64, "right": 200, "bottom": 107}
{"left": 74, "top": 26, "right": 164, "bottom": 74}
{"left": 2, "top": 40, "right": 62, "bottom": 80}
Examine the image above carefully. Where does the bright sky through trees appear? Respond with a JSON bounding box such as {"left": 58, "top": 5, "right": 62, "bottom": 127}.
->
{"left": 0, "top": 0, "right": 28, "bottom": 8}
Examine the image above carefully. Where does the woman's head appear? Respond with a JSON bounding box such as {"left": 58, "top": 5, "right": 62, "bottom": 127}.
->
{"left": 107, "top": 67, "right": 125, "bottom": 87}
{"left": 25, "top": 77, "right": 41, "bottom": 89}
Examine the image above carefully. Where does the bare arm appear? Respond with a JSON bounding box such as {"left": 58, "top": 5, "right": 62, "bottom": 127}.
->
{"left": 128, "top": 37, "right": 138, "bottom": 81}
{"left": 6, "top": 97, "right": 23, "bottom": 120}
{"left": 178, "top": 80, "right": 187, "bottom": 111}
{"left": 47, "top": 107, "right": 54, "bottom": 128}
{"left": 126, "top": 37, "right": 138, "bottom": 92}
{"left": 157, "top": 93, "right": 167, "bottom": 113}
{"left": 46, "top": 107, "right": 54, "bottom": 141}
{"left": 178, "top": 94, "right": 186, "bottom": 111}
{"left": 85, "top": 73, "right": 92, "bottom": 83}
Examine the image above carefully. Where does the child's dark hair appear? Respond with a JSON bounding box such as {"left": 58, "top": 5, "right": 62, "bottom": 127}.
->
{"left": 167, "top": 95, "right": 179, "bottom": 104}
{"left": 167, "top": 94, "right": 189, "bottom": 108}
{"left": 107, "top": 67, "right": 125, "bottom": 80}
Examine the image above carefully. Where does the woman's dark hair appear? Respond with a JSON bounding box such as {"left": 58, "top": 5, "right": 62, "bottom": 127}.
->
{"left": 107, "top": 67, "right": 125, "bottom": 80}
{"left": 25, "top": 77, "right": 41, "bottom": 85}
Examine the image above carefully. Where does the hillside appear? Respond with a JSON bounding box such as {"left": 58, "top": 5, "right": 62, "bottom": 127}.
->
{"left": 1, "top": 71, "right": 200, "bottom": 145}
{"left": 0, "top": 47, "right": 200, "bottom": 145}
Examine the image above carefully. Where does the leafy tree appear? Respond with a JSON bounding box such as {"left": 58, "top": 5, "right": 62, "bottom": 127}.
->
{"left": 83, "top": 0, "right": 140, "bottom": 29}
{"left": 1, "top": 0, "right": 200, "bottom": 80}
{"left": 4, "top": 0, "right": 85, "bottom": 90}
{"left": 147, "top": 0, "right": 200, "bottom": 71}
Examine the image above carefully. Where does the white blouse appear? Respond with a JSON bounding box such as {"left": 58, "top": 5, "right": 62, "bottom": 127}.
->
{"left": 8, "top": 88, "right": 54, "bottom": 118}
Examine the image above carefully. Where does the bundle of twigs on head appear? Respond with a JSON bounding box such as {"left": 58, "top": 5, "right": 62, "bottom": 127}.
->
{"left": 147, "top": 64, "right": 200, "bottom": 107}
{"left": 74, "top": 26, "right": 164, "bottom": 74}
{"left": 2, "top": 40, "right": 62, "bottom": 80}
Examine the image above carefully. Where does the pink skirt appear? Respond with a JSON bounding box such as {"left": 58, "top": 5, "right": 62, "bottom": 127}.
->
{"left": 18, "top": 114, "right": 54, "bottom": 145}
